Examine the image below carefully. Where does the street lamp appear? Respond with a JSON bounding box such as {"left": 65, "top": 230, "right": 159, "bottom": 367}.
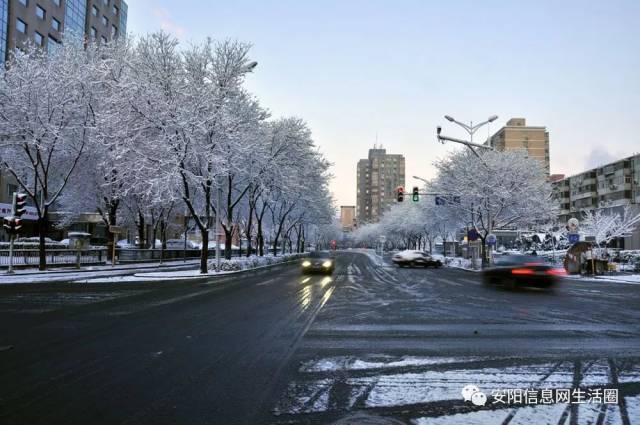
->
{"left": 442, "top": 114, "right": 498, "bottom": 144}
{"left": 413, "top": 175, "right": 429, "bottom": 184}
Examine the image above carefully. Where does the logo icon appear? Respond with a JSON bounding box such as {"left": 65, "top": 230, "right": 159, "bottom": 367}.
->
{"left": 461, "top": 384, "right": 487, "bottom": 406}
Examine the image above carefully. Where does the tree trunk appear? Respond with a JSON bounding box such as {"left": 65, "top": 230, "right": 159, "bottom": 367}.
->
{"left": 37, "top": 212, "right": 48, "bottom": 271}
{"left": 137, "top": 212, "right": 145, "bottom": 249}
{"left": 200, "top": 227, "right": 209, "bottom": 273}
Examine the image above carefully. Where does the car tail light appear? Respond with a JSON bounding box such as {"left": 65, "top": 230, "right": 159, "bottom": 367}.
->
{"left": 511, "top": 268, "right": 535, "bottom": 275}
{"left": 546, "top": 268, "right": 567, "bottom": 276}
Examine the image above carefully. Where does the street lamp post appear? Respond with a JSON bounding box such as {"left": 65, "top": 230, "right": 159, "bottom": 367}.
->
{"left": 437, "top": 115, "right": 499, "bottom": 266}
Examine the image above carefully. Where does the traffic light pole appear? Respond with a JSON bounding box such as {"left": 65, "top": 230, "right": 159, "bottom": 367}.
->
{"left": 7, "top": 234, "right": 15, "bottom": 274}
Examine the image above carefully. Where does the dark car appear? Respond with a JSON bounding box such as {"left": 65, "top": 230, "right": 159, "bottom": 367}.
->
{"left": 392, "top": 250, "right": 443, "bottom": 268}
{"left": 482, "top": 255, "right": 566, "bottom": 288}
{"left": 301, "top": 251, "right": 335, "bottom": 274}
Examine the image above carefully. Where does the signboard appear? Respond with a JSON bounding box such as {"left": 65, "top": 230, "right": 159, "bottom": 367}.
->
{"left": 109, "top": 225, "right": 125, "bottom": 234}
{"left": 0, "top": 203, "right": 38, "bottom": 221}
{"left": 568, "top": 233, "right": 580, "bottom": 244}
{"left": 467, "top": 229, "right": 479, "bottom": 242}
{"left": 486, "top": 233, "right": 497, "bottom": 246}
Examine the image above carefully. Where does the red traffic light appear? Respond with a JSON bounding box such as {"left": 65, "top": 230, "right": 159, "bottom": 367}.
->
{"left": 13, "top": 193, "right": 28, "bottom": 218}
{"left": 396, "top": 186, "right": 405, "bottom": 202}
{"left": 2, "top": 216, "right": 22, "bottom": 234}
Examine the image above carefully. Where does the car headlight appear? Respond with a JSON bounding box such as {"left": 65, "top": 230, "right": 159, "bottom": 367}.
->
{"left": 322, "top": 260, "right": 332, "bottom": 268}
{"left": 302, "top": 261, "right": 311, "bottom": 267}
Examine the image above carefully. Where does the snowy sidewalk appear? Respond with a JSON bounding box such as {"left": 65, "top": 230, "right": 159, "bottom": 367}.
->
{"left": 0, "top": 260, "right": 200, "bottom": 285}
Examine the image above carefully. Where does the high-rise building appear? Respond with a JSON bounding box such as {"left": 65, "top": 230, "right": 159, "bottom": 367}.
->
{"left": 1, "top": 0, "right": 128, "bottom": 63}
{"left": 340, "top": 206, "right": 356, "bottom": 232}
{"left": 488, "top": 118, "right": 550, "bottom": 175}
{"left": 356, "top": 147, "right": 405, "bottom": 224}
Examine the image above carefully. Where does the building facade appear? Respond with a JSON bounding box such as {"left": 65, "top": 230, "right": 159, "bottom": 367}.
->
{"left": 489, "top": 118, "right": 550, "bottom": 175}
{"left": 340, "top": 206, "right": 356, "bottom": 232}
{"left": 1, "top": 0, "right": 128, "bottom": 63}
{"left": 552, "top": 154, "right": 640, "bottom": 249}
{"left": 356, "top": 147, "right": 405, "bottom": 224}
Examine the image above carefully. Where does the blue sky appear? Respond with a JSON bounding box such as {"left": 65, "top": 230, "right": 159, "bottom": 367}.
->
{"left": 128, "top": 0, "right": 640, "bottom": 207}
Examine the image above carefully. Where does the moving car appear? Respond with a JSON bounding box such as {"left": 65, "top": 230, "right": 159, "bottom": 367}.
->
{"left": 392, "top": 250, "right": 443, "bottom": 268}
{"left": 482, "top": 255, "right": 566, "bottom": 288}
{"left": 301, "top": 251, "right": 335, "bottom": 274}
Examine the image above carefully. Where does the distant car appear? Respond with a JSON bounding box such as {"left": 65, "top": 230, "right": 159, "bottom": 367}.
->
{"left": 301, "top": 251, "right": 335, "bottom": 274}
{"left": 482, "top": 255, "right": 565, "bottom": 288}
{"left": 392, "top": 250, "right": 443, "bottom": 268}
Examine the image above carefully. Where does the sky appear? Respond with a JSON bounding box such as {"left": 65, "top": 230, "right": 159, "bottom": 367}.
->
{"left": 127, "top": 0, "right": 640, "bottom": 209}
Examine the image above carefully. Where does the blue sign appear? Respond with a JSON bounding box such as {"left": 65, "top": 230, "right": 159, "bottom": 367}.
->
{"left": 486, "top": 234, "right": 497, "bottom": 245}
{"left": 568, "top": 233, "right": 580, "bottom": 244}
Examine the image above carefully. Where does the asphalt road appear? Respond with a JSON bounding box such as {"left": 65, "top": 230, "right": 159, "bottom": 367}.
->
{"left": 0, "top": 251, "right": 639, "bottom": 425}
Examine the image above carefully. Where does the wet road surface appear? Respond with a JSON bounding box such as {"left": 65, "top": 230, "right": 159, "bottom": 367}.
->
{"left": 0, "top": 251, "right": 639, "bottom": 424}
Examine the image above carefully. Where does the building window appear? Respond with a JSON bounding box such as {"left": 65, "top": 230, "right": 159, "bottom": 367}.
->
{"left": 36, "top": 5, "right": 46, "bottom": 19}
{"left": 101, "top": 35, "right": 107, "bottom": 44}
{"left": 102, "top": 15, "right": 108, "bottom": 26}
{"left": 111, "top": 24, "right": 117, "bottom": 37}
{"left": 92, "top": 5, "right": 99, "bottom": 16}
{"left": 47, "top": 35, "right": 59, "bottom": 53}
{"left": 90, "top": 27, "right": 97, "bottom": 39}
{"left": 34, "top": 31, "right": 43, "bottom": 46}
{"left": 18, "top": 0, "right": 27, "bottom": 6}
{"left": 103, "top": 0, "right": 108, "bottom": 5}
{"left": 52, "top": 0, "right": 60, "bottom": 5}
{"left": 16, "top": 18, "right": 27, "bottom": 34}
{"left": 113, "top": 5, "right": 119, "bottom": 15}
{"left": 52, "top": 17, "right": 60, "bottom": 31}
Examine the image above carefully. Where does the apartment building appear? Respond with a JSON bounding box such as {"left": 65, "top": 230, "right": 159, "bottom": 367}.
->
{"left": 356, "top": 147, "right": 405, "bottom": 224}
{"left": 340, "top": 206, "right": 356, "bottom": 232}
{"left": 552, "top": 154, "right": 640, "bottom": 249}
{"left": 489, "top": 118, "right": 550, "bottom": 175}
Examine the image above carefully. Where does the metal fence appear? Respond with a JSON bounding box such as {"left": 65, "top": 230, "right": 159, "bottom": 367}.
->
{"left": 0, "top": 248, "right": 107, "bottom": 267}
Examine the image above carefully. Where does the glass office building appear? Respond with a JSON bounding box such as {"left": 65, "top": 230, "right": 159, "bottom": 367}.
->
{"left": 0, "top": 0, "right": 7, "bottom": 64}
{"left": 64, "top": 0, "right": 87, "bottom": 39}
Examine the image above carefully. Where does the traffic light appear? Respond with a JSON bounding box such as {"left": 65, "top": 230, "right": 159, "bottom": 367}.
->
{"left": 412, "top": 187, "right": 419, "bottom": 202}
{"left": 3, "top": 217, "right": 13, "bottom": 233}
{"left": 396, "top": 186, "right": 404, "bottom": 202}
{"left": 2, "top": 217, "right": 21, "bottom": 234}
{"left": 13, "top": 193, "right": 27, "bottom": 219}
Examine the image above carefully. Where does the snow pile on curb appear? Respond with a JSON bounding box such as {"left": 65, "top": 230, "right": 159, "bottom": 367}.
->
{"left": 207, "top": 253, "right": 304, "bottom": 271}
{"left": 445, "top": 257, "right": 478, "bottom": 270}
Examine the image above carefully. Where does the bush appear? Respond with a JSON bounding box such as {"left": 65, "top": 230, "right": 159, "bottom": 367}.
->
{"left": 207, "top": 253, "right": 304, "bottom": 271}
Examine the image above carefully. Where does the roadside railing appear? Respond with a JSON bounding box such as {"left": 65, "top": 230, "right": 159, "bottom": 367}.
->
{"left": 0, "top": 248, "right": 107, "bottom": 268}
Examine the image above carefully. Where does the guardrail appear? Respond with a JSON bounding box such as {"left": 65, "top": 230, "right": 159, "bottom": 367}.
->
{"left": 0, "top": 248, "right": 107, "bottom": 267}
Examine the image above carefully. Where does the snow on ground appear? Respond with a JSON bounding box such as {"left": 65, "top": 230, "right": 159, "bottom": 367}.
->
{"left": 356, "top": 249, "right": 386, "bottom": 267}
{"left": 73, "top": 269, "right": 233, "bottom": 284}
{"left": 568, "top": 274, "right": 640, "bottom": 285}
{"left": 413, "top": 403, "right": 570, "bottom": 425}
{"left": 278, "top": 358, "right": 577, "bottom": 414}
{"left": 300, "top": 355, "right": 482, "bottom": 373}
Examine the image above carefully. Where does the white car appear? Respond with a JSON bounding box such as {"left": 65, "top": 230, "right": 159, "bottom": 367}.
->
{"left": 392, "top": 250, "right": 443, "bottom": 268}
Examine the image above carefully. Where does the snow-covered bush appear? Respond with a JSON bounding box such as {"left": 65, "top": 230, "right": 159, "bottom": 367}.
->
{"left": 207, "top": 253, "right": 304, "bottom": 271}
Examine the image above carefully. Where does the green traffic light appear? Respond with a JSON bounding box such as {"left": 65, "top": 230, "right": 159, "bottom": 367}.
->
{"left": 412, "top": 194, "right": 419, "bottom": 202}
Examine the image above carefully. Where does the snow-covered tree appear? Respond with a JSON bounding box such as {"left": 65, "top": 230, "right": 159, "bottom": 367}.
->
{"left": 582, "top": 205, "right": 640, "bottom": 246}
{"left": 431, "top": 149, "right": 556, "bottom": 263}
{"left": 0, "top": 41, "right": 97, "bottom": 269}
